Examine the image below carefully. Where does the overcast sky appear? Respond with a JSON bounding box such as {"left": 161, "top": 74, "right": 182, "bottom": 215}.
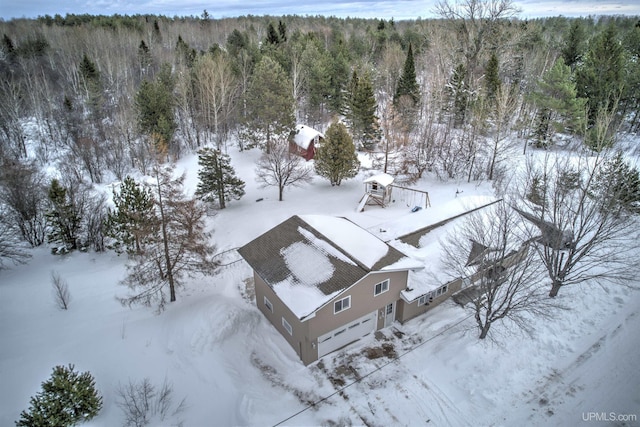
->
{"left": 1, "top": 0, "right": 639, "bottom": 21}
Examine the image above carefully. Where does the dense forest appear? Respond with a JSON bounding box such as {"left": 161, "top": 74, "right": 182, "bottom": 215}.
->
{"left": 0, "top": 3, "right": 639, "bottom": 259}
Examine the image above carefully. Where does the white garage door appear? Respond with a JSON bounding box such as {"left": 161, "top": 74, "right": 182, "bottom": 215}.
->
{"left": 317, "top": 311, "right": 376, "bottom": 358}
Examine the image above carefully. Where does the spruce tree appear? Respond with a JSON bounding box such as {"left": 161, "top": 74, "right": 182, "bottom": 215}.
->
{"left": 195, "top": 148, "right": 245, "bottom": 209}
{"left": 576, "top": 23, "right": 624, "bottom": 123}
{"left": 278, "top": 20, "right": 287, "bottom": 43}
{"left": 447, "top": 63, "right": 469, "bottom": 127}
{"left": 266, "top": 22, "right": 280, "bottom": 45}
{"left": 314, "top": 122, "right": 360, "bottom": 186}
{"left": 326, "top": 30, "right": 350, "bottom": 115}
{"left": 242, "top": 56, "right": 295, "bottom": 151}
{"left": 2, "top": 34, "right": 15, "bottom": 60}
{"left": 484, "top": 52, "right": 501, "bottom": 102}
{"left": 349, "top": 71, "right": 380, "bottom": 150}
{"left": 135, "top": 64, "right": 176, "bottom": 153}
{"left": 104, "top": 176, "right": 156, "bottom": 255}
{"left": 561, "top": 19, "right": 585, "bottom": 70}
{"left": 78, "top": 53, "right": 103, "bottom": 118}
{"left": 531, "top": 57, "right": 586, "bottom": 147}
{"left": 16, "top": 364, "right": 102, "bottom": 427}
{"left": 175, "top": 35, "right": 196, "bottom": 68}
{"left": 394, "top": 43, "right": 420, "bottom": 106}
{"left": 137, "top": 39, "right": 152, "bottom": 75}
{"left": 46, "top": 179, "right": 81, "bottom": 252}
{"left": 302, "top": 42, "right": 332, "bottom": 116}
{"left": 594, "top": 152, "right": 640, "bottom": 215}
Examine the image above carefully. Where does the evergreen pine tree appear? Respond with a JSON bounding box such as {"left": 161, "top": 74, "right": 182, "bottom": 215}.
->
{"left": 175, "top": 35, "right": 196, "bottom": 68}
{"left": 394, "top": 43, "right": 420, "bottom": 106}
{"left": 104, "top": 176, "right": 156, "bottom": 255}
{"left": 576, "top": 23, "right": 625, "bottom": 123}
{"left": 242, "top": 56, "right": 295, "bottom": 151}
{"left": 46, "top": 179, "right": 81, "bottom": 252}
{"left": 561, "top": 19, "right": 586, "bottom": 70}
{"left": 594, "top": 152, "right": 640, "bottom": 214}
{"left": 135, "top": 64, "right": 176, "bottom": 153}
{"left": 195, "top": 148, "right": 246, "bottom": 208}
{"left": 531, "top": 57, "right": 586, "bottom": 147}
{"left": 350, "top": 71, "right": 380, "bottom": 150}
{"left": 314, "top": 121, "right": 360, "bottom": 186}
{"left": 447, "top": 63, "right": 469, "bottom": 127}
{"left": 266, "top": 22, "right": 280, "bottom": 45}
{"left": 278, "top": 20, "right": 287, "bottom": 43}
{"left": 16, "top": 364, "right": 102, "bottom": 427}
{"left": 301, "top": 42, "right": 332, "bottom": 117}
{"left": 326, "top": 30, "right": 350, "bottom": 115}
{"left": 343, "top": 69, "right": 359, "bottom": 125}
{"left": 137, "top": 39, "right": 152, "bottom": 75}
{"left": 484, "top": 52, "right": 501, "bottom": 102}
{"left": 2, "top": 33, "right": 15, "bottom": 60}
{"left": 78, "top": 53, "right": 103, "bottom": 118}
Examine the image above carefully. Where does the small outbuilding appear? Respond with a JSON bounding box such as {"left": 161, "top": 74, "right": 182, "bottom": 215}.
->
{"left": 289, "top": 124, "right": 324, "bottom": 161}
{"left": 358, "top": 173, "right": 395, "bottom": 211}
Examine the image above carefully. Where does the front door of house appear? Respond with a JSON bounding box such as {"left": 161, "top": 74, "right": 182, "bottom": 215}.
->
{"left": 383, "top": 302, "right": 395, "bottom": 328}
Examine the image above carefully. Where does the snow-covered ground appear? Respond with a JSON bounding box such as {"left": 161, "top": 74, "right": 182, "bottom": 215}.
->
{"left": 1, "top": 147, "right": 639, "bottom": 426}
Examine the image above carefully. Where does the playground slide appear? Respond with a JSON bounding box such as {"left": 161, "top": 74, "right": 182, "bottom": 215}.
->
{"left": 356, "top": 193, "right": 370, "bottom": 212}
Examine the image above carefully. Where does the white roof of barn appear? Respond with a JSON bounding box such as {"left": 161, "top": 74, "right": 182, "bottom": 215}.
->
{"left": 364, "top": 173, "right": 394, "bottom": 187}
{"left": 293, "top": 124, "right": 323, "bottom": 150}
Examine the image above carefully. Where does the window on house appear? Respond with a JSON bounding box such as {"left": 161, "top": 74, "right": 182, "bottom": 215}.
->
{"left": 282, "top": 317, "right": 293, "bottom": 335}
{"left": 264, "top": 296, "right": 273, "bottom": 313}
{"left": 334, "top": 296, "right": 351, "bottom": 314}
{"left": 374, "top": 279, "right": 390, "bottom": 296}
{"left": 418, "top": 295, "right": 427, "bottom": 306}
{"left": 436, "top": 284, "right": 448, "bottom": 296}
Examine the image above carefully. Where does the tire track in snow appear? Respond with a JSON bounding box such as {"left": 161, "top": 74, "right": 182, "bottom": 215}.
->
{"left": 522, "top": 310, "right": 638, "bottom": 417}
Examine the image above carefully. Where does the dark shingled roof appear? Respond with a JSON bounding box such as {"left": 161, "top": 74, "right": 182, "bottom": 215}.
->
{"left": 238, "top": 215, "right": 407, "bottom": 298}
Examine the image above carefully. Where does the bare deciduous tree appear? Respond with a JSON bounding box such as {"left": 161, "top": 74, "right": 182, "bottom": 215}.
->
{"left": 119, "top": 163, "right": 217, "bottom": 311}
{"left": 436, "top": 0, "right": 521, "bottom": 86}
{"left": 51, "top": 271, "right": 71, "bottom": 310}
{"left": 116, "top": 377, "right": 186, "bottom": 427}
{"left": 255, "top": 138, "right": 313, "bottom": 201}
{"left": 0, "top": 219, "right": 30, "bottom": 269}
{"left": 441, "top": 201, "right": 559, "bottom": 339}
{"left": 193, "top": 52, "right": 239, "bottom": 150}
{"left": 0, "top": 159, "right": 48, "bottom": 247}
{"left": 515, "top": 149, "right": 640, "bottom": 298}
{"left": 487, "top": 84, "right": 519, "bottom": 181}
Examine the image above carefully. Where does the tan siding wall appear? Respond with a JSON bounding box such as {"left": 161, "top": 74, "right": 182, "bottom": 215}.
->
{"left": 253, "top": 273, "right": 313, "bottom": 364}
{"left": 307, "top": 271, "right": 408, "bottom": 340}
{"left": 399, "top": 278, "right": 463, "bottom": 323}
{"left": 254, "top": 270, "right": 410, "bottom": 365}
{"left": 398, "top": 247, "right": 528, "bottom": 324}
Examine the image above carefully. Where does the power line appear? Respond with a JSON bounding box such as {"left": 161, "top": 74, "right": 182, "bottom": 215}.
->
{"left": 272, "top": 311, "right": 475, "bottom": 427}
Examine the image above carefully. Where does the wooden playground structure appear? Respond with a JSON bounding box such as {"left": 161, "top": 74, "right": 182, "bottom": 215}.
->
{"left": 357, "top": 173, "right": 431, "bottom": 212}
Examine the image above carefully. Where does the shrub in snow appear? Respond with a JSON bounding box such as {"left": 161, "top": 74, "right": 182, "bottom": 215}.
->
{"left": 116, "top": 377, "right": 186, "bottom": 427}
{"left": 15, "top": 364, "right": 102, "bottom": 427}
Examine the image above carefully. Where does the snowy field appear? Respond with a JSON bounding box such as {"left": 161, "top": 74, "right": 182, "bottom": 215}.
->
{"left": 1, "top": 147, "right": 639, "bottom": 426}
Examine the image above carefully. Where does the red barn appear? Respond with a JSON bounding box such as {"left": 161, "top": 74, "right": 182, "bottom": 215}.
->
{"left": 289, "top": 124, "right": 324, "bottom": 161}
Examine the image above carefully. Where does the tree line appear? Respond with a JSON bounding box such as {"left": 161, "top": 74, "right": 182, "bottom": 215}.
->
{"left": 1, "top": 1, "right": 640, "bottom": 314}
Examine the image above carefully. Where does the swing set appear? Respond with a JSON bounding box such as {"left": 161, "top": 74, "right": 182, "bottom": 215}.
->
{"left": 389, "top": 184, "right": 431, "bottom": 212}
{"left": 357, "top": 173, "right": 430, "bottom": 213}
